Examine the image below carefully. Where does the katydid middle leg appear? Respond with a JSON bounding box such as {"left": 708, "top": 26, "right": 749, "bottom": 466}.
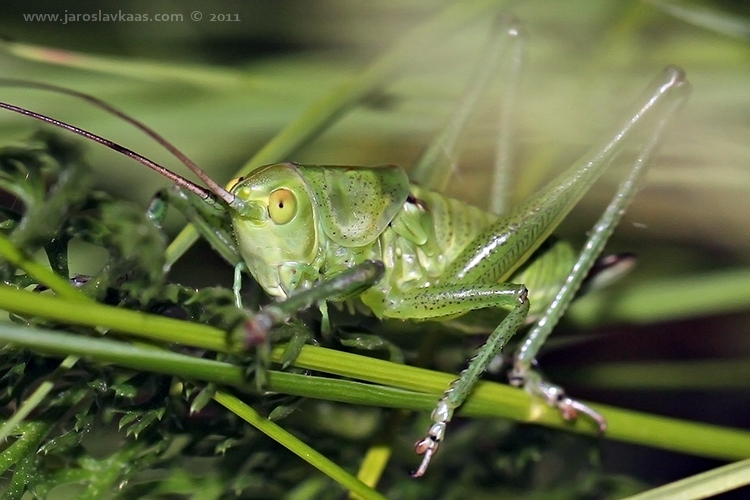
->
{"left": 243, "top": 261, "right": 386, "bottom": 347}
{"left": 371, "top": 282, "right": 530, "bottom": 478}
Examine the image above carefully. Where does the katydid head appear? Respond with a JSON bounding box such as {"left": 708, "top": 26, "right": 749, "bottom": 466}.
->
{"left": 227, "top": 162, "right": 410, "bottom": 299}
{"left": 230, "top": 163, "right": 319, "bottom": 298}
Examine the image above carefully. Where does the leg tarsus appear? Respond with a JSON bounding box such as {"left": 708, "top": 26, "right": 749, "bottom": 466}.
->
{"left": 559, "top": 397, "right": 607, "bottom": 432}
{"left": 412, "top": 403, "right": 450, "bottom": 478}
{"left": 510, "top": 366, "right": 606, "bottom": 432}
{"left": 244, "top": 313, "right": 273, "bottom": 349}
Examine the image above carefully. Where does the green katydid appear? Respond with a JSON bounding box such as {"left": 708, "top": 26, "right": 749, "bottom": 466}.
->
{"left": 0, "top": 56, "right": 690, "bottom": 479}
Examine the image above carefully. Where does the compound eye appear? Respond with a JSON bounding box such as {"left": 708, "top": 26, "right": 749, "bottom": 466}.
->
{"left": 268, "top": 188, "right": 297, "bottom": 225}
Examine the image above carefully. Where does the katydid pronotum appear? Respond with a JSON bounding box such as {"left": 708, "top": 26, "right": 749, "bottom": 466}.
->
{"left": 0, "top": 55, "right": 689, "bottom": 479}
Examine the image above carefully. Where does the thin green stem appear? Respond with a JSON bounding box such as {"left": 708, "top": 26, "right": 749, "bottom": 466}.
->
{"left": 1, "top": 39, "right": 245, "bottom": 88}
{"left": 0, "top": 355, "right": 78, "bottom": 443}
{"left": 0, "top": 284, "right": 225, "bottom": 351}
{"left": 0, "top": 234, "right": 376, "bottom": 493}
{"left": 2, "top": 321, "right": 750, "bottom": 463}
{"left": 214, "top": 391, "right": 387, "bottom": 500}
{"left": 0, "top": 233, "right": 86, "bottom": 450}
{"left": 623, "top": 456, "right": 750, "bottom": 500}
{"left": 0, "top": 233, "right": 86, "bottom": 302}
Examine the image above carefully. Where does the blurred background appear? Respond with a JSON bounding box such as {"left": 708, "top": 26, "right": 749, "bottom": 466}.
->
{"left": 0, "top": 0, "right": 749, "bottom": 496}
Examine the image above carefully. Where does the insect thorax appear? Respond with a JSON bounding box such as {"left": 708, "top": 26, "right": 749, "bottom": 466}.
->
{"left": 317, "top": 185, "right": 497, "bottom": 318}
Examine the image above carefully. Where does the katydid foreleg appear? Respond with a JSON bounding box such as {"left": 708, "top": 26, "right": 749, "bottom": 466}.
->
{"left": 243, "top": 261, "right": 385, "bottom": 347}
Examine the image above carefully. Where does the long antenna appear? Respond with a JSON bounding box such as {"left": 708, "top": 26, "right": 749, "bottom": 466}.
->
{"left": 0, "top": 79, "right": 236, "bottom": 205}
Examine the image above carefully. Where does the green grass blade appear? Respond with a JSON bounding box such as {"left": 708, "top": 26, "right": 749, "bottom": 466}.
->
{"left": 0, "top": 39, "right": 245, "bottom": 87}
{"left": 0, "top": 355, "right": 78, "bottom": 443}
{"left": 623, "top": 456, "right": 750, "bottom": 500}
{"left": 1, "top": 303, "right": 750, "bottom": 463}
{"left": 0, "top": 233, "right": 86, "bottom": 301}
{"left": 214, "top": 391, "right": 387, "bottom": 500}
